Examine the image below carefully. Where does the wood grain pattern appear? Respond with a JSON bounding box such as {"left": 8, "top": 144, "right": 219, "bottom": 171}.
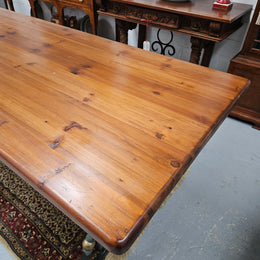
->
{"left": 0, "top": 9, "right": 249, "bottom": 254}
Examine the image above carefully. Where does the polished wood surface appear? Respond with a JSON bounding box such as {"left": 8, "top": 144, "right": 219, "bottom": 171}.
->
{"left": 0, "top": 9, "right": 250, "bottom": 254}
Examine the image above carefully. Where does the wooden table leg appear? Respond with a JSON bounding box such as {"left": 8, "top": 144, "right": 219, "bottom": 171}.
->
{"left": 4, "top": 0, "right": 15, "bottom": 11}
{"left": 88, "top": 11, "right": 98, "bottom": 35}
{"left": 3, "top": 0, "right": 8, "bottom": 9}
{"left": 82, "top": 234, "right": 96, "bottom": 257}
{"left": 116, "top": 19, "right": 137, "bottom": 44}
{"left": 201, "top": 41, "right": 215, "bottom": 67}
{"left": 190, "top": 37, "right": 215, "bottom": 67}
{"left": 138, "top": 24, "right": 146, "bottom": 48}
{"left": 7, "top": 0, "right": 14, "bottom": 11}
{"left": 190, "top": 37, "right": 204, "bottom": 64}
{"left": 28, "top": 0, "right": 37, "bottom": 17}
{"left": 57, "top": 6, "right": 65, "bottom": 25}
{"left": 82, "top": 234, "right": 108, "bottom": 259}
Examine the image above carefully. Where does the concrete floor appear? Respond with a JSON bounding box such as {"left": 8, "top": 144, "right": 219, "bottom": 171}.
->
{"left": 0, "top": 118, "right": 259, "bottom": 260}
{"left": 127, "top": 118, "right": 260, "bottom": 260}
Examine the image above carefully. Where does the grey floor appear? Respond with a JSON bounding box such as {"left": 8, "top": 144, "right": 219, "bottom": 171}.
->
{"left": 0, "top": 118, "right": 259, "bottom": 260}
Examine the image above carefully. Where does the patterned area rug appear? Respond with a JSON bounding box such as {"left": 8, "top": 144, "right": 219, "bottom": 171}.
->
{"left": 0, "top": 162, "right": 108, "bottom": 260}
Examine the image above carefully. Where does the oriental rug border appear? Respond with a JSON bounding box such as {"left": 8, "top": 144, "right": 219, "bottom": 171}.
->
{"left": 0, "top": 161, "right": 105, "bottom": 259}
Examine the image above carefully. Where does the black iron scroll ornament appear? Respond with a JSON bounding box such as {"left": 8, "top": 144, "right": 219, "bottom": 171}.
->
{"left": 152, "top": 29, "right": 176, "bottom": 56}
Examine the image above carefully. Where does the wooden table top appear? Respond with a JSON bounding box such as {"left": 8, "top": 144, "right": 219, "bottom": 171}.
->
{"left": 0, "top": 9, "right": 249, "bottom": 254}
{"left": 108, "top": 0, "right": 252, "bottom": 23}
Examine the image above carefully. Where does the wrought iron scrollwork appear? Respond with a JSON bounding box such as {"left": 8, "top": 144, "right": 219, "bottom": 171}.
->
{"left": 152, "top": 29, "right": 175, "bottom": 56}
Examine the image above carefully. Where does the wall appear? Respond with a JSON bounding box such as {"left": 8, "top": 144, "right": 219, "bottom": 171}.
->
{"left": 1, "top": 0, "right": 258, "bottom": 72}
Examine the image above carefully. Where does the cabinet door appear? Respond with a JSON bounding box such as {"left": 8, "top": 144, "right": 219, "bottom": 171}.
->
{"left": 228, "top": 56, "right": 260, "bottom": 129}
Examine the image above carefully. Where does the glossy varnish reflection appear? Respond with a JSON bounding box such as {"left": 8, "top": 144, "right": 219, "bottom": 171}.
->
{"left": 0, "top": 9, "right": 249, "bottom": 254}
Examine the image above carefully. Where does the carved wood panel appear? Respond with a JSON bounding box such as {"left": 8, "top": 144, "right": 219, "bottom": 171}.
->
{"left": 106, "top": 2, "right": 180, "bottom": 29}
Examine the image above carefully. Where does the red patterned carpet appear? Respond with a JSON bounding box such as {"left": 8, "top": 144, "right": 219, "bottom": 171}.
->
{"left": 0, "top": 162, "right": 107, "bottom": 260}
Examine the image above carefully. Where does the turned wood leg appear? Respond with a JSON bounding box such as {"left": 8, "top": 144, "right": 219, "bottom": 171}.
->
{"left": 4, "top": 0, "right": 15, "bottom": 11}
{"left": 82, "top": 234, "right": 96, "bottom": 257}
{"left": 7, "top": 0, "right": 14, "bottom": 11}
{"left": 190, "top": 37, "right": 216, "bottom": 67}
{"left": 4, "top": 0, "right": 8, "bottom": 9}
{"left": 201, "top": 41, "right": 215, "bottom": 67}
{"left": 190, "top": 37, "right": 204, "bottom": 64}
{"left": 116, "top": 19, "right": 137, "bottom": 44}
{"left": 138, "top": 24, "right": 146, "bottom": 48}
{"left": 82, "top": 234, "right": 108, "bottom": 259}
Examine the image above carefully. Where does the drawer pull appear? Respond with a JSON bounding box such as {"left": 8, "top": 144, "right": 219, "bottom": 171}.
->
{"left": 191, "top": 23, "right": 200, "bottom": 31}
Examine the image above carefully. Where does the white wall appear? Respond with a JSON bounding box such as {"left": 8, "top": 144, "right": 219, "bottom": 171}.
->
{"left": 9, "top": 0, "right": 30, "bottom": 15}
{"left": 2, "top": 0, "right": 257, "bottom": 72}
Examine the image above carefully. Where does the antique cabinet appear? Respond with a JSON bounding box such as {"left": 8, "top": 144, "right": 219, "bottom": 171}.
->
{"left": 228, "top": 0, "right": 260, "bottom": 129}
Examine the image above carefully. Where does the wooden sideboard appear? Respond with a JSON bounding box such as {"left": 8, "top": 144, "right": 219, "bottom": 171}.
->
{"left": 228, "top": 0, "right": 260, "bottom": 129}
{"left": 96, "top": 0, "right": 252, "bottom": 66}
{"left": 28, "top": 0, "right": 98, "bottom": 34}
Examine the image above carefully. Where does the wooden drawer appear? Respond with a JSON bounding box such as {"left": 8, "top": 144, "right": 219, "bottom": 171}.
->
{"left": 106, "top": 2, "right": 180, "bottom": 29}
{"left": 182, "top": 17, "right": 211, "bottom": 35}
